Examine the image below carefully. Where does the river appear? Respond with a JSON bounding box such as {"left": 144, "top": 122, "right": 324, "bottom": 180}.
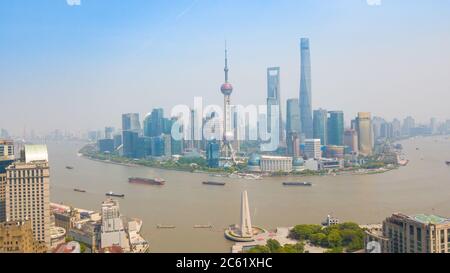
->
{"left": 48, "top": 135, "right": 450, "bottom": 252}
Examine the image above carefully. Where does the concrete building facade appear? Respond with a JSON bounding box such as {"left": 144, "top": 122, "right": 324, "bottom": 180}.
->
{"left": 0, "top": 220, "right": 47, "bottom": 253}
{"left": 5, "top": 145, "right": 51, "bottom": 248}
{"left": 260, "top": 155, "right": 293, "bottom": 173}
{"left": 304, "top": 139, "right": 322, "bottom": 159}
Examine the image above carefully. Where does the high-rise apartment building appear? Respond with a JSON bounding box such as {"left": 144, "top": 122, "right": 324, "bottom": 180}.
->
{"left": 313, "top": 109, "right": 328, "bottom": 145}
{"left": 0, "top": 140, "right": 14, "bottom": 223}
{"left": 356, "top": 112, "right": 373, "bottom": 156}
{"left": 299, "top": 38, "right": 313, "bottom": 139}
{"left": 5, "top": 145, "right": 51, "bottom": 248}
{"left": 327, "top": 111, "right": 344, "bottom": 146}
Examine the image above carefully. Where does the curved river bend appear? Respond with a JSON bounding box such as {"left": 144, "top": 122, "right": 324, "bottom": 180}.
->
{"left": 49, "top": 136, "right": 450, "bottom": 252}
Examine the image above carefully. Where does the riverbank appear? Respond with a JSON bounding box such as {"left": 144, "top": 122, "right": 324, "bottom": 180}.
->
{"left": 78, "top": 143, "right": 400, "bottom": 179}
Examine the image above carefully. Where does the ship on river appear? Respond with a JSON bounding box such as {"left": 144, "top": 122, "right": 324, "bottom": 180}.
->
{"left": 106, "top": 192, "right": 125, "bottom": 198}
{"left": 129, "top": 177, "right": 165, "bottom": 186}
{"left": 202, "top": 181, "right": 226, "bottom": 186}
{"left": 283, "top": 182, "right": 313, "bottom": 187}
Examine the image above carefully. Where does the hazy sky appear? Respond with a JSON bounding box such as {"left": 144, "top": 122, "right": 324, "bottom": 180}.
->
{"left": 1, "top": 0, "right": 450, "bottom": 135}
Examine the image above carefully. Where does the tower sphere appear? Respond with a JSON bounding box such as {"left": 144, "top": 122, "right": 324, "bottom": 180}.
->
{"left": 221, "top": 83, "right": 233, "bottom": 96}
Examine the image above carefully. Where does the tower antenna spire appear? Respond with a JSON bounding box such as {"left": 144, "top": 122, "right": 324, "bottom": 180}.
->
{"left": 224, "top": 40, "right": 229, "bottom": 83}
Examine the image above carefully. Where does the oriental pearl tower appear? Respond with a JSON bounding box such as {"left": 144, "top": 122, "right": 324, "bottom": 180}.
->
{"left": 220, "top": 43, "right": 235, "bottom": 160}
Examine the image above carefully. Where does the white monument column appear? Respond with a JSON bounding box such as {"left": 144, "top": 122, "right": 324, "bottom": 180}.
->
{"left": 240, "top": 191, "right": 253, "bottom": 237}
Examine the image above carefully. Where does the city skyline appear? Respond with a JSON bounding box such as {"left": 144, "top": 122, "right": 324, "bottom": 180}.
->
{"left": 3, "top": 0, "right": 450, "bottom": 259}
{"left": 1, "top": 0, "right": 450, "bottom": 135}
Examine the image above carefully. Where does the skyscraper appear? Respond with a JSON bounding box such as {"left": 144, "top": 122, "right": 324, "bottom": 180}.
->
{"left": 6, "top": 145, "right": 51, "bottom": 248}
{"left": 104, "top": 127, "right": 115, "bottom": 139}
{"left": 0, "top": 140, "right": 14, "bottom": 223}
{"left": 372, "top": 117, "right": 386, "bottom": 141}
{"left": 286, "top": 99, "right": 301, "bottom": 157}
{"left": 327, "top": 111, "right": 344, "bottom": 146}
{"left": 344, "top": 129, "right": 359, "bottom": 154}
{"left": 392, "top": 118, "right": 402, "bottom": 138}
{"left": 402, "top": 116, "right": 415, "bottom": 136}
{"left": 206, "top": 140, "right": 220, "bottom": 168}
{"left": 313, "top": 108, "right": 328, "bottom": 145}
{"left": 267, "top": 67, "right": 283, "bottom": 145}
{"left": 122, "top": 113, "right": 141, "bottom": 132}
{"left": 299, "top": 38, "right": 313, "bottom": 139}
{"left": 356, "top": 112, "right": 373, "bottom": 156}
{"left": 122, "top": 130, "right": 139, "bottom": 158}
{"left": 144, "top": 108, "right": 164, "bottom": 138}
{"left": 286, "top": 99, "right": 300, "bottom": 134}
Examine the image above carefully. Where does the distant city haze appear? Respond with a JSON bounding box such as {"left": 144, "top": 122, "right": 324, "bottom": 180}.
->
{"left": 1, "top": 0, "right": 449, "bottom": 135}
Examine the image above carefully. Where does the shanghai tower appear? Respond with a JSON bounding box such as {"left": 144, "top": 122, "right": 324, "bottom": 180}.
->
{"left": 299, "top": 38, "right": 313, "bottom": 139}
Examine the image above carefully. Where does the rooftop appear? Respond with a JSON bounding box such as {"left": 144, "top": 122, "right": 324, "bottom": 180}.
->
{"left": 53, "top": 241, "right": 80, "bottom": 253}
{"left": 412, "top": 214, "right": 449, "bottom": 225}
{"left": 24, "top": 145, "right": 48, "bottom": 163}
{"left": 260, "top": 155, "right": 293, "bottom": 160}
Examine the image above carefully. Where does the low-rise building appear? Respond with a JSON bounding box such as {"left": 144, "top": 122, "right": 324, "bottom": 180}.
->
{"left": 304, "top": 139, "right": 322, "bottom": 159}
{"left": 53, "top": 241, "right": 81, "bottom": 253}
{"left": 304, "top": 159, "right": 319, "bottom": 171}
{"left": 322, "top": 215, "right": 340, "bottom": 227}
{"left": 324, "top": 145, "right": 345, "bottom": 159}
{"left": 50, "top": 225, "right": 66, "bottom": 250}
{"left": 68, "top": 220, "right": 101, "bottom": 252}
{"left": 100, "top": 199, "right": 130, "bottom": 252}
{"left": 53, "top": 209, "right": 79, "bottom": 232}
{"left": 319, "top": 159, "right": 344, "bottom": 170}
{"left": 260, "top": 155, "right": 293, "bottom": 173}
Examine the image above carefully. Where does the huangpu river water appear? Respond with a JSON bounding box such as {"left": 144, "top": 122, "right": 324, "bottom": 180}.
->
{"left": 48, "top": 136, "right": 450, "bottom": 253}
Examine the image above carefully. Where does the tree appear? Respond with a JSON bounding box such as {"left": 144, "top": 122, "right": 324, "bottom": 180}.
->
{"left": 327, "top": 229, "right": 343, "bottom": 248}
{"left": 294, "top": 242, "right": 305, "bottom": 253}
{"left": 247, "top": 240, "right": 305, "bottom": 254}
{"left": 290, "top": 225, "right": 322, "bottom": 240}
{"left": 346, "top": 237, "right": 364, "bottom": 252}
{"left": 247, "top": 245, "right": 270, "bottom": 253}
{"left": 266, "top": 239, "right": 282, "bottom": 253}
{"left": 280, "top": 244, "right": 298, "bottom": 253}
{"left": 326, "top": 247, "right": 343, "bottom": 253}
{"left": 310, "top": 233, "right": 327, "bottom": 247}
